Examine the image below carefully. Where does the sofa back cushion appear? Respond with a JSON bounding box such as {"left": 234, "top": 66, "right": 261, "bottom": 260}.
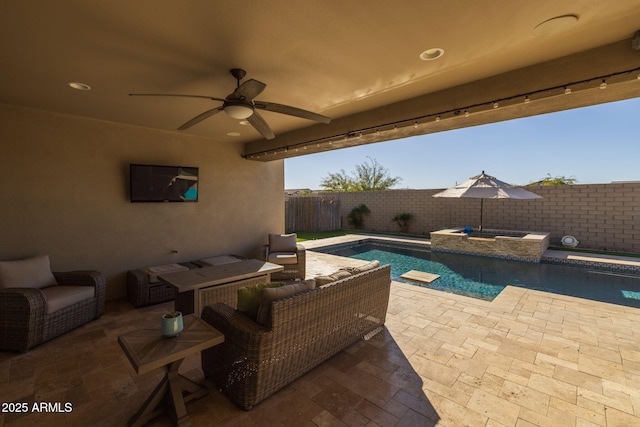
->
{"left": 340, "top": 260, "right": 380, "bottom": 275}
{"left": 256, "top": 280, "right": 315, "bottom": 325}
{"left": 237, "top": 282, "right": 285, "bottom": 321}
{"left": 314, "top": 270, "right": 351, "bottom": 286}
{"left": 268, "top": 233, "right": 297, "bottom": 253}
{"left": 0, "top": 255, "right": 58, "bottom": 289}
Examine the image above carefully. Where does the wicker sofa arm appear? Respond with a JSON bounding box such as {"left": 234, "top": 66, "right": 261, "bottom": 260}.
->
{"left": 53, "top": 270, "right": 106, "bottom": 315}
{"left": 201, "top": 302, "right": 270, "bottom": 343}
{"left": 259, "top": 245, "right": 269, "bottom": 261}
{"left": 295, "top": 244, "right": 306, "bottom": 270}
{"left": 54, "top": 270, "right": 105, "bottom": 287}
{"left": 0, "top": 288, "right": 47, "bottom": 352}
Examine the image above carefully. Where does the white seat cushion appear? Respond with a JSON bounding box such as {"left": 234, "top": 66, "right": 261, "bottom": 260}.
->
{"left": 267, "top": 252, "right": 298, "bottom": 265}
{"left": 40, "top": 285, "right": 95, "bottom": 314}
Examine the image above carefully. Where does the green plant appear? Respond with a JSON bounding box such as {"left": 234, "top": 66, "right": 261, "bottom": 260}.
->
{"left": 392, "top": 213, "right": 413, "bottom": 232}
{"left": 163, "top": 311, "right": 182, "bottom": 318}
{"left": 320, "top": 157, "right": 402, "bottom": 192}
{"left": 347, "top": 204, "right": 370, "bottom": 229}
{"left": 528, "top": 174, "right": 577, "bottom": 186}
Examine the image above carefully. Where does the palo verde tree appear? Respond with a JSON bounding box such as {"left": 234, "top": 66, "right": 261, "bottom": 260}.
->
{"left": 528, "top": 174, "right": 578, "bottom": 186}
{"left": 320, "top": 157, "right": 402, "bottom": 192}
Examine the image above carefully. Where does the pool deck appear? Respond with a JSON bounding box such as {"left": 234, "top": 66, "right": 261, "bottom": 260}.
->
{"left": 304, "top": 234, "right": 640, "bottom": 426}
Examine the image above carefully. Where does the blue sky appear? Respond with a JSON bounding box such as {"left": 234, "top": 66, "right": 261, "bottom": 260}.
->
{"left": 284, "top": 97, "right": 640, "bottom": 190}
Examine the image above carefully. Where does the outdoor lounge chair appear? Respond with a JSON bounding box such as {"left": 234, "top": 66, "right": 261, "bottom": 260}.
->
{"left": 0, "top": 255, "right": 106, "bottom": 352}
{"left": 260, "top": 233, "right": 306, "bottom": 280}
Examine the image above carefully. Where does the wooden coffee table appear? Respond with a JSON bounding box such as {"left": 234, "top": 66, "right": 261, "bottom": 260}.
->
{"left": 160, "top": 258, "right": 284, "bottom": 316}
{"left": 118, "top": 315, "right": 224, "bottom": 427}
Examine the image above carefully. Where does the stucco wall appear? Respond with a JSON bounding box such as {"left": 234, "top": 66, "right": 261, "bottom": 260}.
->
{"left": 326, "top": 184, "right": 640, "bottom": 253}
{"left": 0, "top": 105, "right": 284, "bottom": 299}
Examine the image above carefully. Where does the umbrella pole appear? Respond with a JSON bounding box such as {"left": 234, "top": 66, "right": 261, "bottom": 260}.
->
{"left": 480, "top": 198, "right": 483, "bottom": 236}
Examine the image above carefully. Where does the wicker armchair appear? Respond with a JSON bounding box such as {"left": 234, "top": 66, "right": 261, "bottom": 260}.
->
{"left": 201, "top": 264, "right": 391, "bottom": 410}
{"left": 260, "top": 233, "right": 306, "bottom": 281}
{"left": 0, "top": 270, "right": 106, "bottom": 352}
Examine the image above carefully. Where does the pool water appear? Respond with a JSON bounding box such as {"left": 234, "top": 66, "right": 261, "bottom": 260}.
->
{"left": 313, "top": 243, "right": 640, "bottom": 308}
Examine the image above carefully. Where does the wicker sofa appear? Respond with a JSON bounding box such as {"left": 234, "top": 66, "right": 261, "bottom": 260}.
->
{"left": 0, "top": 262, "right": 106, "bottom": 353}
{"left": 201, "top": 263, "right": 391, "bottom": 410}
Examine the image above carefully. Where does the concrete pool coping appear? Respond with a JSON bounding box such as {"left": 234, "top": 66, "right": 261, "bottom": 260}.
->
{"left": 301, "top": 233, "right": 640, "bottom": 274}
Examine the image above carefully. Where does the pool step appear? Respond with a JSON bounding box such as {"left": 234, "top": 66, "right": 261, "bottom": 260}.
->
{"left": 401, "top": 270, "right": 441, "bottom": 285}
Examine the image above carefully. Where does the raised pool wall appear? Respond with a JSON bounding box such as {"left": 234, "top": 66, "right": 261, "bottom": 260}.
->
{"left": 430, "top": 228, "right": 550, "bottom": 262}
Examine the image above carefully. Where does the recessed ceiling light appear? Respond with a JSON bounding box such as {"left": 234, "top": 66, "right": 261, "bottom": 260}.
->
{"left": 532, "top": 14, "right": 578, "bottom": 37}
{"left": 419, "top": 48, "right": 444, "bottom": 61}
{"left": 68, "top": 82, "right": 91, "bottom": 91}
{"left": 238, "top": 120, "right": 250, "bottom": 126}
{"left": 226, "top": 132, "right": 241, "bottom": 137}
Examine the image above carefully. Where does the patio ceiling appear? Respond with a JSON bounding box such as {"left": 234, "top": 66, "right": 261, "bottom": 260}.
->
{"left": 1, "top": 1, "right": 639, "bottom": 161}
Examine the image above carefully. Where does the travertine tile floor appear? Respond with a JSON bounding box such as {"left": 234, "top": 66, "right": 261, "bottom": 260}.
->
{"left": 2, "top": 241, "right": 640, "bottom": 426}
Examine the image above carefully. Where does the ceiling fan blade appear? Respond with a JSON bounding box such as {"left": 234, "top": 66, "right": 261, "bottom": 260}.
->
{"left": 231, "top": 79, "right": 266, "bottom": 101}
{"left": 254, "top": 101, "right": 331, "bottom": 124}
{"left": 247, "top": 111, "right": 275, "bottom": 140}
{"left": 178, "top": 107, "right": 224, "bottom": 130}
{"left": 129, "top": 93, "right": 227, "bottom": 102}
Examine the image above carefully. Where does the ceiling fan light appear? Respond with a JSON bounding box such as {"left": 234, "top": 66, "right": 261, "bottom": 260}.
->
{"left": 224, "top": 102, "right": 254, "bottom": 119}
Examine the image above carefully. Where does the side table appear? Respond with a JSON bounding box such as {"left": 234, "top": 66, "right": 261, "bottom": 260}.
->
{"left": 118, "top": 315, "right": 224, "bottom": 426}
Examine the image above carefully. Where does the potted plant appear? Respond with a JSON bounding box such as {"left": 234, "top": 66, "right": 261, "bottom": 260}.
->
{"left": 161, "top": 311, "right": 183, "bottom": 337}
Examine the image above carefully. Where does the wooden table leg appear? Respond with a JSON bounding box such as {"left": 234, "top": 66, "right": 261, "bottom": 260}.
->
{"left": 127, "top": 375, "right": 170, "bottom": 427}
{"left": 128, "top": 358, "right": 209, "bottom": 427}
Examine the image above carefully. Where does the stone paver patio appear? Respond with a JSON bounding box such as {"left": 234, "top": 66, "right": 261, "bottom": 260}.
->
{"left": 305, "top": 235, "right": 640, "bottom": 426}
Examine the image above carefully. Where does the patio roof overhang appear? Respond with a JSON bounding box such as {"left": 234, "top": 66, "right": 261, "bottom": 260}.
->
{"left": 244, "top": 39, "right": 640, "bottom": 161}
{"left": 2, "top": 2, "right": 640, "bottom": 156}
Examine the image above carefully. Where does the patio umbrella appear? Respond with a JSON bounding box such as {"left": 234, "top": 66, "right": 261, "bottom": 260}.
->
{"left": 432, "top": 171, "right": 541, "bottom": 233}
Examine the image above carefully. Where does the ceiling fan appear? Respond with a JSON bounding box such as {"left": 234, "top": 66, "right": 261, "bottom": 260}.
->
{"left": 130, "top": 68, "right": 331, "bottom": 140}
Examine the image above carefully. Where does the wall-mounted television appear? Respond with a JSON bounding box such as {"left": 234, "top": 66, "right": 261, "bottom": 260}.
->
{"left": 130, "top": 164, "right": 198, "bottom": 203}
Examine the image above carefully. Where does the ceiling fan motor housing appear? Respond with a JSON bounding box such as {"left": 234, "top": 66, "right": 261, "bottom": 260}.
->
{"left": 223, "top": 99, "right": 254, "bottom": 119}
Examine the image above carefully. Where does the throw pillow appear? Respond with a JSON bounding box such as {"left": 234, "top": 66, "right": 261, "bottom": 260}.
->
{"left": 288, "top": 279, "right": 316, "bottom": 289}
{"left": 314, "top": 269, "right": 352, "bottom": 286}
{"left": 256, "top": 281, "right": 314, "bottom": 325}
{"left": 340, "top": 260, "right": 380, "bottom": 275}
{"left": 0, "top": 255, "right": 58, "bottom": 289}
{"left": 237, "top": 282, "right": 285, "bottom": 321}
{"left": 268, "top": 233, "right": 297, "bottom": 253}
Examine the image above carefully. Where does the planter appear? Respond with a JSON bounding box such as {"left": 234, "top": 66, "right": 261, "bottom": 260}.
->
{"left": 161, "top": 311, "right": 183, "bottom": 338}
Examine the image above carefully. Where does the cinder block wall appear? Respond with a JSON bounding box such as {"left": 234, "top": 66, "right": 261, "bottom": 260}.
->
{"left": 318, "top": 183, "right": 640, "bottom": 253}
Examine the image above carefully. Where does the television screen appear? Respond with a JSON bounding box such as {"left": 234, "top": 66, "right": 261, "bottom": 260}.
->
{"left": 130, "top": 164, "right": 198, "bottom": 202}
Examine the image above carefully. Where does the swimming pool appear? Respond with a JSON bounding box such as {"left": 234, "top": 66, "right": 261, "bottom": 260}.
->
{"left": 312, "top": 241, "right": 640, "bottom": 308}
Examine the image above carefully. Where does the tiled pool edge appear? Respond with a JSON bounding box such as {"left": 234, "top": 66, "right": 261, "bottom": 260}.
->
{"left": 541, "top": 254, "right": 640, "bottom": 274}
{"left": 307, "top": 236, "right": 640, "bottom": 275}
